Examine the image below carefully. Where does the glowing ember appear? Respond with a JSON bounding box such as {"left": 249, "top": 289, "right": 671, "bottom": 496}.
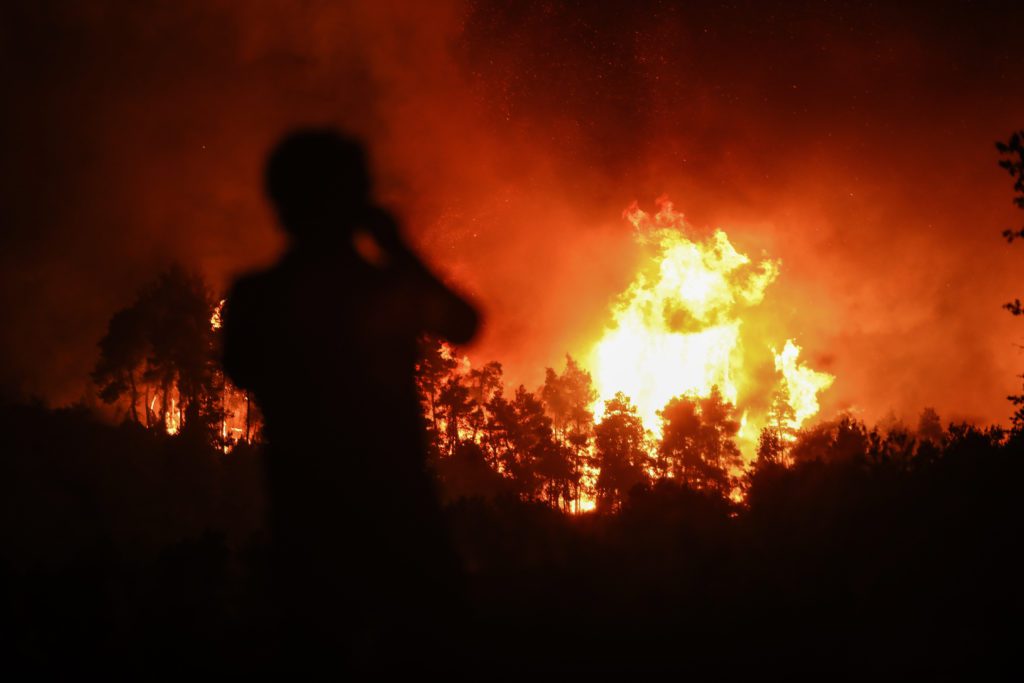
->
{"left": 210, "top": 300, "right": 224, "bottom": 330}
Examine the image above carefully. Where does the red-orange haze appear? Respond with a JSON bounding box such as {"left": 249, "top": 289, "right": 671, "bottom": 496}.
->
{"left": 0, "top": 1, "right": 1022, "bottom": 429}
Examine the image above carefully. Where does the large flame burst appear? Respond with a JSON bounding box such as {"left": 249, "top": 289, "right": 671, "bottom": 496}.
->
{"left": 587, "top": 198, "right": 833, "bottom": 456}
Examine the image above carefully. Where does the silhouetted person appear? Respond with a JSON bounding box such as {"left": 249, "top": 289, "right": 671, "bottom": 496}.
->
{"left": 221, "top": 129, "right": 478, "bottom": 671}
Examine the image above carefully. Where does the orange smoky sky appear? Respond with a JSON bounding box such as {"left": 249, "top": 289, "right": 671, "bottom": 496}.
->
{"left": 0, "top": 0, "right": 1022, "bottom": 427}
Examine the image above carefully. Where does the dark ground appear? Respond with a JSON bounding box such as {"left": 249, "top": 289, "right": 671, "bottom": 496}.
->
{"left": 1, "top": 401, "right": 1021, "bottom": 677}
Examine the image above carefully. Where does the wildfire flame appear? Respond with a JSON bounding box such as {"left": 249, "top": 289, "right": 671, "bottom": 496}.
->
{"left": 587, "top": 198, "right": 833, "bottom": 456}
{"left": 210, "top": 300, "right": 224, "bottom": 330}
{"left": 773, "top": 339, "right": 834, "bottom": 433}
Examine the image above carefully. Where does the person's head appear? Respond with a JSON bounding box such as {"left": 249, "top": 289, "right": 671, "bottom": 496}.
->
{"left": 265, "top": 128, "right": 372, "bottom": 241}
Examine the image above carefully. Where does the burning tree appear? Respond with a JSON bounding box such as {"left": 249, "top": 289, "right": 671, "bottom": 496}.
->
{"left": 541, "top": 356, "right": 597, "bottom": 512}
{"left": 656, "top": 386, "right": 743, "bottom": 495}
{"left": 416, "top": 343, "right": 599, "bottom": 511}
{"left": 593, "top": 392, "right": 650, "bottom": 512}
{"left": 92, "top": 266, "right": 256, "bottom": 448}
{"left": 485, "top": 385, "right": 567, "bottom": 503}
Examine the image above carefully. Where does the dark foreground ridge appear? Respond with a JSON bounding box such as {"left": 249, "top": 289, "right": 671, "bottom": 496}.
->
{"left": 2, "top": 400, "right": 1022, "bottom": 677}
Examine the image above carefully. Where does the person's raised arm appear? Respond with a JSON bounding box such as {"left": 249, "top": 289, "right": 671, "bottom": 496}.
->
{"left": 362, "top": 205, "right": 480, "bottom": 344}
{"left": 418, "top": 268, "right": 480, "bottom": 345}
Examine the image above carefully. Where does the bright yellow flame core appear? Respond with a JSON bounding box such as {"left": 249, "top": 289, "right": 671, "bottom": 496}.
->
{"left": 594, "top": 321, "right": 740, "bottom": 428}
{"left": 588, "top": 199, "right": 833, "bottom": 450}
{"left": 773, "top": 339, "right": 835, "bottom": 431}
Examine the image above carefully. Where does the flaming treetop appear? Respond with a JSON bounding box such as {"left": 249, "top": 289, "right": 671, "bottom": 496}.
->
{"left": 587, "top": 198, "right": 833, "bottom": 456}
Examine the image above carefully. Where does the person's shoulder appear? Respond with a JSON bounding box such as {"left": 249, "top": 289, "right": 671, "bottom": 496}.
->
{"left": 227, "top": 271, "right": 262, "bottom": 298}
{"left": 222, "top": 267, "right": 284, "bottom": 333}
{"left": 226, "top": 265, "right": 282, "bottom": 303}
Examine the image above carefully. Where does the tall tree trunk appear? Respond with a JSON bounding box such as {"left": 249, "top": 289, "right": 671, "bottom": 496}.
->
{"left": 127, "top": 369, "right": 139, "bottom": 424}
{"left": 159, "top": 380, "right": 169, "bottom": 430}
{"left": 429, "top": 387, "right": 440, "bottom": 442}
{"left": 244, "top": 391, "right": 251, "bottom": 442}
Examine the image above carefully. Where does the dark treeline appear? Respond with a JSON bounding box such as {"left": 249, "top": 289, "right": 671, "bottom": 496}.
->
{"left": 3, "top": 375, "right": 1022, "bottom": 675}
